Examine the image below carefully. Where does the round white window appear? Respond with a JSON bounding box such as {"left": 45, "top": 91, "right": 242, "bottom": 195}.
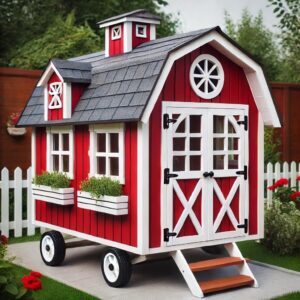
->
{"left": 189, "top": 54, "right": 224, "bottom": 99}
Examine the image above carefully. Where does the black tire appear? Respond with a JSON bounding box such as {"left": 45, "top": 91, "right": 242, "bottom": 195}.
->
{"left": 101, "top": 248, "right": 132, "bottom": 287}
{"left": 40, "top": 231, "right": 66, "bottom": 266}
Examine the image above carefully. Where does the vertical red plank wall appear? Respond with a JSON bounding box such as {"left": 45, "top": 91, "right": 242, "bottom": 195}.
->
{"left": 109, "top": 24, "right": 124, "bottom": 56}
{"left": 132, "top": 23, "right": 150, "bottom": 49}
{"left": 149, "top": 44, "right": 259, "bottom": 248}
{"left": 34, "top": 123, "right": 138, "bottom": 247}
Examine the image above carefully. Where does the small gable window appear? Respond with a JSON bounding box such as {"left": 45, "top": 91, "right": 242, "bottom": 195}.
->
{"left": 111, "top": 25, "right": 121, "bottom": 40}
{"left": 46, "top": 127, "right": 74, "bottom": 178}
{"left": 48, "top": 82, "right": 63, "bottom": 109}
{"left": 190, "top": 54, "right": 224, "bottom": 99}
{"left": 89, "top": 124, "right": 124, "bottom": 184}
{"left": 136, "top": 24, "right": 147, "bottom": 38}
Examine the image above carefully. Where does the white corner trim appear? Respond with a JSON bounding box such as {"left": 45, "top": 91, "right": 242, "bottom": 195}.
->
{"left": 63, "top": 82, "right": 72, "bottom": 119}
{"left": 99, "top": 17, "right": 160, "bottom": 28}
{"left": 150, "top": 24, "right": 156, "bottom": 40}
{"left": 140, "top": 31, "right": 280, "bottom": 128}
{"left": 38, "top": 62, "right": 64, "bottom": 87}
{"left": 136, "top": 24, "right": 147, "bottom": 38}
{"left": 105, "top": 27, "right": 110, "bottom": 57}
{"left": 31, "top": 128, "right": 36, "bottom": 177}
{"left": 124, "top": 22, "right": 132, "bottom": 53}
{"left": 257, "top": 113, "right": 264, "bottom": 239}
{"left": 137, "top": 122, "right": 149, "bottom": 254}
{"left": 43, "top": 86, "right": 48, "bottom": 121}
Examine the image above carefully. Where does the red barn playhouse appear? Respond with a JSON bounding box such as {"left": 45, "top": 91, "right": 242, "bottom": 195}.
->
{"left": 18, "top": 10, "right": 280, "bottom": 298}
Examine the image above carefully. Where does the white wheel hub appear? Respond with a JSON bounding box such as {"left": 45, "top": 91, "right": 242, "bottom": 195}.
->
{"left": 41, "top": 235, "right": 55, "bottom": 262}
{"left": 103, "top": 253, "right": 120, "bottom": 283}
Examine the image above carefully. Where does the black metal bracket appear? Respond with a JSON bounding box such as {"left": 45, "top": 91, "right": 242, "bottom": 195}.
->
{"left": 237, "top": 116, "right": 248, "bottom": 131}
{"left": 163, "top": 113, "right": 177, "bottom": 129}
{"left": 164, "top": 168, "right": 178, "bottom": 184}
{"left": 236, "top": 165, "right": 248, "bottom": 180}
{"left": 237, "top": 219, "right": 248, "bottom": 234}
{"left": 164, "top": 228, "right": 177, "bottom": 242}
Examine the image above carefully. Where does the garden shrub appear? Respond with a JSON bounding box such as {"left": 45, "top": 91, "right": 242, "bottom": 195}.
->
{"left": 33, "top": 172, "right": 70, "bottom": 189}
{"left": 80, "top": 177, "right": 122, "bottom": 198}
{"left": 263, "top": 200, "right": 300, "bottom": 255}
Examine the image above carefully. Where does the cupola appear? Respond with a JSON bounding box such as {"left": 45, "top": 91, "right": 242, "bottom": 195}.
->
{"left": 98, "top": 9, "right": 161, "bottom": 57}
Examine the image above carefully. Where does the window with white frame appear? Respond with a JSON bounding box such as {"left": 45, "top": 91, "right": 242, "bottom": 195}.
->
{"left": 89, "top": 124, "right": 124, "bottom": 183}
{"left": 47, "top": 127, "right": 74, "bottom": 178}
{"left": 136, "top": 24, "right": 147, "bottom": 38}
{"left": 111, "top": 25, "right": 121, "bottom": 40}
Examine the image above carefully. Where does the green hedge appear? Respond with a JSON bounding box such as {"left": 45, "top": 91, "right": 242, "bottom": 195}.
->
{"left": 33, "top": 172, "right": 70, "bottom": 189}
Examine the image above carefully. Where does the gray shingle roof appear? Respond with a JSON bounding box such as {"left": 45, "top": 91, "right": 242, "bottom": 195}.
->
{"left": 97, "top": 9, "right": 161, "bottom": 26}
{"left": 18, "top": 27, "right": 217, "bottom": 127}
{"left": 51, "top": 59, "right": 92, "bottom": 83}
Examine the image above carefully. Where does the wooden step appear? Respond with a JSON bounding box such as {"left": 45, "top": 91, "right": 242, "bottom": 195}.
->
{"left": 200, "top": 275, "right": 254, "bottom": 294}
{"left": 189, "top": 257, "right": 244, "bottom": 272}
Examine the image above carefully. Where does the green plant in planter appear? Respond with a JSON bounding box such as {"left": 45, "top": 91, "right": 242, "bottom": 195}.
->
{"left": 33, "top": 172, "right": 70, "bottom": 189}
{"left": 80, "top": 177, "right": 122, "bottom": 198}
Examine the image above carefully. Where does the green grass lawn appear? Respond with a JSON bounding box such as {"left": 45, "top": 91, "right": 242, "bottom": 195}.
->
{"left": 8, "top": 233, "right": 41, "bottom": 244}
{"left": 13, "top": 264, "right": 99, "bottom": 300}
{"left": 237, "top": 240, "right": 300, "bottom": 272}
{"left": 273, "top": 292, "right": 300, "bottom": 300}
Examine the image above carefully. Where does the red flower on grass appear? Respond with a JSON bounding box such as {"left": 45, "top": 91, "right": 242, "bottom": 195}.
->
{"left": 267, "top": 178, "right": 289, "bottom": 191}
{"left": 0, "top": 235, "right": 8, "bottom": 245}
{"left": 30, "top": 271, "right": 42, "bottom": 278}
{"left": 290, "top": 192, "right": 300, "bottom": 201}
{"left": 21, "top": 275, "right": 42, "bottom": 291}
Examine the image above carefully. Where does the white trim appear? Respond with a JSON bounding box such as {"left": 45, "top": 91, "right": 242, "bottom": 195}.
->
{"left": 148, "top": 234, "right": 262, "bottom": 254}
{"left": 111, "top": 25, "right": 121, "bottom": 40}
{"left": 99, "top": 17, "right": 160, "bottom": 28}
{"left": 150, "top": 24, "right": 156, "bottom": 40}
{"left": 33, "top": 220, "right": 141, "bottom": 254}
{"left": 141, "top": 31, "right": 280, "bottom": 128}
{"left": 63, "top": 82, "right": 72, "bottom": 119}
{"left": 189, "top": 54, "right": 224, "bottom": 99}
{"left": 162, "top": 102, "right": 249, "bottom": 110}
{"left": 89, "top": 123, "right": 125, "bottom": 184}
{"left": 38, "top": 62, "right": 64, "bottom": 87}
{"left": 105, "top": 27, "right": 110, "bottom": 57}
{"left": 136, "top": 24, "right": 147, "bottom": 38}
{"left": 137, "top": 122, "right": 149, "bottom": 253}
{"left": 123, "top": 22, "right": 132, "bottom": 53}
{"left": 46, "top": 126, "right": 74, "bottom": 179}
{"left": 44, "top": 86, "right": 48, "bottom": 121}
{"left": 31, "top": 128, "right": 36, "bottom": 178}
{"left": 257, "top": 113, "right": 264, "bottom": 239}
{"left": 171, "top": 250, "right": 204, "bottom": 298}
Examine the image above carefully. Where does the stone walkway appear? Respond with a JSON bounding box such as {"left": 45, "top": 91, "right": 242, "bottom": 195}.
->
{"left": 8, "top": 241, "right": 300, "bottom": 300}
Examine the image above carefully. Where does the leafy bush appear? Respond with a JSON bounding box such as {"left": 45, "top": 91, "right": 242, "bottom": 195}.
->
{"left": 33, "top": 172, "right": 70, "bottom": 189}
{"left": 264, "top": 127, "right": 281, "bottom": 165}
{"left": 263, "top": 200, "right": 300, "bottom": 255}
{"left": 80, "top": 177, "right": 122, "bottom": 198}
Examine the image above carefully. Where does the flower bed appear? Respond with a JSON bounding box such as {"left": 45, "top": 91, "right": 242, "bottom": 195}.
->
{"left": 77, "top": 191, "right": 128, "bottom": 216}
{"left": 32, "top": 184, "right": 74, "bottom": 205}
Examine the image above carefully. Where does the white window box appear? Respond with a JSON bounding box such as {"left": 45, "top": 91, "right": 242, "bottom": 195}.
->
{"left": 77, "top": 191, "right": 128, "bottom": 216}
{"left": 32, "top": 184, "right": 74, "bottom": 205}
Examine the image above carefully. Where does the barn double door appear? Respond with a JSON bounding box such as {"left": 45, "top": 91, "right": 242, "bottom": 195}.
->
{"left": 162, "top": 103, "right": 249, "bottom": 246}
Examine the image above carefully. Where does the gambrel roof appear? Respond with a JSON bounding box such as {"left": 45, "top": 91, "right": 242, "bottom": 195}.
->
{"left": 18, "top": 27, "right": 281, "bottom": 128}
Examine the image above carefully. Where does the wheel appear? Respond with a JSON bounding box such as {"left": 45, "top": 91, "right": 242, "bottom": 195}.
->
{"left": 40, "top": 231, "right": 66, "bottom": 266}
{"left": 101, "top": 248, "right": 132, "bottom": 287}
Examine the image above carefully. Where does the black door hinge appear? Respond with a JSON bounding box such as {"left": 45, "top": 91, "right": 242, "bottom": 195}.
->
{"left": 164, "top": 168, "right": 178, "bottom": 184}
{"left": 237, "top": 219, "right": 248, "bottom": 233}
{"left": 237, "top": 116, "right": 248, "bottom": 131}
{"left": 236, "top": 165, "right": 248, "bottom": 180}
{"left": 163, "top": 113, "right": 177, "bottom": 129}
{"left": 164, "top": 228, "right": 177, "bottom": 242}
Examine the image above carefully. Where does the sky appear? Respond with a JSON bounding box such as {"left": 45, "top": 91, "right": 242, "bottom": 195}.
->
{"left": 161, "top": 0, "right": 279, "bottom": 34}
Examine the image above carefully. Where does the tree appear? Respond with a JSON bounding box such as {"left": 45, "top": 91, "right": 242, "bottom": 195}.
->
{"left": 9, "top": 13, "right": 100, "bottom": 69}
{"left": 268, "top": 0, "right": 300, "bottom": 82}
{"left": 0, "top": 0, "right": 178, "bottom": 68}
{"left": 225, "top": 9, "right": 281, "bottom": 81}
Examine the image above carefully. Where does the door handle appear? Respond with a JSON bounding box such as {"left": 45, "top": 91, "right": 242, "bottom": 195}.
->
{"left": 203, "top": 171, "right": 214, "bottom": 178}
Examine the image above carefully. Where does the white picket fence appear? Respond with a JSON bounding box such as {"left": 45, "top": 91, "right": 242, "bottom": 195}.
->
{"left": 0, "top": 163, "right": 299, "bottom": 238}
{"left": 265, "top": 161, "right": 300, "bottom": 206}
{"left": 0, "top": 167, "right": 37, "bottom": 237}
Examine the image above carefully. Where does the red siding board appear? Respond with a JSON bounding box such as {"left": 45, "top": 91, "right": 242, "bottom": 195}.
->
{"left": 149, "top": 44, "right": 259, "bottom": 247}
{"left": 132, "top": 23, "right": 151, "bottom": 49}
{"left": 109, "top": 24, "right": 124, "bottom": 56}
